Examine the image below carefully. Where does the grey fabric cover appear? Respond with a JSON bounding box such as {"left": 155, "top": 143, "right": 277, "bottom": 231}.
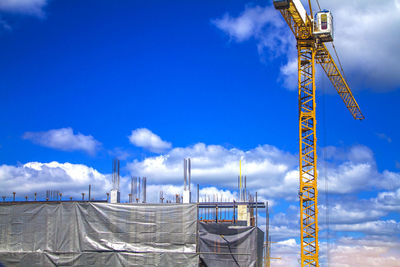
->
{"left": 198, "top": 222, "right": 264, "bottom": 267}
{"left": 0, "top": 202, "right": 198, "bottom": 267}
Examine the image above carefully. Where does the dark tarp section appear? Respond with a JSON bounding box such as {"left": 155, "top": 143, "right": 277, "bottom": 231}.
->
{"left": 0, "top": 202, "right": 198, "bottom": 267}
{"left": 198, "top": 222, "right": 264, "bottom": 267}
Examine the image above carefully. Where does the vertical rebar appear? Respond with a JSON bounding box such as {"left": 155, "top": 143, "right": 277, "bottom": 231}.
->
{"left": 12, "top": 192, "right": 16, "bottom": 202}
{"left": 238, "top": 175, "right": 240, "bottom": 193}
{"left": 215, "top": 205, "right": 218, "bottom": 223}
{"left": 160, "top": 191, "right": 164, "bottom": 203}
{"left": 82, "top": 193, "right": 85, "bottom": 201}
{"left": 255, "top": 192, "right": 258, "bottom": 228}
{"left": 132, "top": 177, "right": 138, "bottom": 202}
{"left": 117, "top": 159, "right": 120, "bottom": 191}
{"left": 188, "top": 158, "right": 191, "bottom": 191}
{"left": 197, "top": 184, "right": 199, "bottom": 203}
{"left": 138, "top": 177, "right": 141, "bottom": 202}
{"left": 245, "top": 175, "right": 247, "bottom": 201}
{"left": 88, "top": 185, "right": 91, "bottom": 201}
{"left": 142, "top": 177, "right": 147, "bottom": 203}
{"left": 34, "top": 192, "right": 37, "bottom": 201}
{"left": 233, "top": 200, "right": 236, "bottom": 224}
{"left": 184, "top": 159, "right": 187, "bottom": 190}
{"left": 112, "top": 159, "right": 115, "bottom": 190}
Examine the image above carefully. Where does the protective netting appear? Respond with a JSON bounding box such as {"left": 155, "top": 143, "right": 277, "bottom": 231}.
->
{"left": 198, "top": 222, "right": 264, "bottom": 267}
{"left": 0, "top": 202, "right": 264, "bottom": 267}
{"left": 0, "top": 202, "right": 198, "bottom": 267}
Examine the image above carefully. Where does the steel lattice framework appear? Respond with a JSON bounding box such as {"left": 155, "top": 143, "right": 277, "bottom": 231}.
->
{"left": 274, "top": 1, "right": 365, "bottom": 266}
{"left": 298, "top": 40, "right": 318, "bottom": 266}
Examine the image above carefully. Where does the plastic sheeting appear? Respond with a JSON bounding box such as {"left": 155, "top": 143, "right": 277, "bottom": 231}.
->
{"left": 198, "top": 222, "right": 264, "bottom": 267}
{"left": 0, "top": 202, "right": 198, "bottom": 267}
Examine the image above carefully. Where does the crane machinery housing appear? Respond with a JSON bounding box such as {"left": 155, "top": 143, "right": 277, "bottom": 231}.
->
{"left": 272, "top": 0, "right": 364, "bottom": 266}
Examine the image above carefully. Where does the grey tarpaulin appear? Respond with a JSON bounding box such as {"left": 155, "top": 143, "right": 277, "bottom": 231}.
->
{"left": 0, "top": 202, "right": 198, "bottom": 267}
{"left": 198, "top": 222, "right": 264, "bottom": 267}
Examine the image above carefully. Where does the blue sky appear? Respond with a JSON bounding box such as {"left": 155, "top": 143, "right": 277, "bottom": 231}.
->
{"left": 1, "top": 0, "right": 400, "bottom": 266}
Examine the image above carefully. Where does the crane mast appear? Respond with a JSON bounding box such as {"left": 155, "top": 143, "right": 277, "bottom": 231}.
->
{"left": 273, "top": 1, "right": 364, "bottom": 266}
{"left": 298, "top": 39, "right": 318, "bottom": 266}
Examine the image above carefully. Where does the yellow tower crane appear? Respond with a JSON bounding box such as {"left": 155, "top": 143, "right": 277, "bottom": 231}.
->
{"left": 272, "top": 0, "right": 364, "bottom": 266}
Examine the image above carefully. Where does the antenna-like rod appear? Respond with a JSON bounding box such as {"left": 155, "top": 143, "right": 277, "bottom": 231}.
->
{"left": 117, "top": 159, "right": 120, "bottom": 191}
{"left": 188, "top": 158, "right": 191, "bottom": 191}
{"left": 239, "top": 159, "right": 242, "bottom": 201}
{"left": 138, "top": 177, "right": 141, "bottom": 202}
{"left": 142, "top": 177, "right": 147, "bottom": 203}
{"left": 184, "top": 159, "right": 187, "bottom": 190}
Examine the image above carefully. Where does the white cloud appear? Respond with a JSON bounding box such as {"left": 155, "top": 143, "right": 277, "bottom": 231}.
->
{"left": 329, "top": 237, "right": 400, "bottom": 267}
{"left": 0, "top": 161, "right": 241, "bottom": 204}
{"left": 198, "top": 187, "right": 237, "bottom": 202}
{"left": 108, "top": 147, "right": 131, "bottom": 160}
{"left": 270, "top": 238, "right": 300, "bottom": 266}
{"left": 376, "top": 188, "right": 400, "bottom": 211}
{"left": 128, "top": 143, "right": 400, "bottom": 200}
{"left": 376, "top": 132, "right": 392, "bottom": 143}
{"left": 128, "top": 128, "right": 172, "bottom": 153}
{"left": 318, "top": 145, "right": 400, "bottom": 194}
{"left": 127, "top": 143, "right": 298, "bottom": 198}
{"left": 23, "top": 128, "right": 101, "bottom": 155}
{"left": 0, "top": 0, "right": 48, "bottom": 17}
{"left": 329, "top": 0, "right": 400, "bottom": 90}
{"left": 212, "top": 5, "right": 284, "bottom": 43}
{"left": 0, "top": 161, "right": 111, "bottom": 200}
{"left": 213, "top": 1, "right": 400, "bottom": 91}
{"left": 319, "top": 202, "right": 386, "bottom": 225}
{"left": 212, "top": 4, "right": 296, "bottom": 90}
{"left": 332, "top": 220, "right": 400, "bottom": 236}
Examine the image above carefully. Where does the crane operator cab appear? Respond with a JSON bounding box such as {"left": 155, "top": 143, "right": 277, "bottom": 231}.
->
{"left": 273, "top": 0, "right": 290, "bottom": 10}
{"left": 313, "top": 10, "right": 334, "bottom": 42}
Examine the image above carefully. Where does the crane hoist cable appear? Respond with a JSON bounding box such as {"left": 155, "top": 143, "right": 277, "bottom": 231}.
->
{"left": 321, "top": 75, "right": 331, "bottom": 267}
{"left": 331, "top": 42, "right": 348, "bottom": 82}
{"left": 315, "top": 0, "right": 322, "bottom": 11}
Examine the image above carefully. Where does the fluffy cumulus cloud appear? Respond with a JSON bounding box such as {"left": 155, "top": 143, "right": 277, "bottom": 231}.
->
{"left": 128, "top": 128, "right": 172, "bottom": 153}
{"left": 330, "top": 0, "right": 400, "bottom": 90}
{"left": 376, "top": 188, "right": 400, "bottom": 211}
{"left": 128, "top": 143, "right": 400, "bottom": 199}
{"left": 0, "top": 161, "right": 239, "bottom": 204}
{"left": 318, "top": 145, "right": 400, "bottom": 194}
{"left": 212, "top": 4, "right": 297, "bottom": 89}
{"left": 213, "top": 1, "right": 400, "bottom": 91}
{"left": 0, "top": 0, "right": 48, "bottom": 17}
{"left": 128, "top": 143, "right": 298, "bottom": 197}
{"left": 23, "top": 127, "right": 101, "bottom": 155}
{"left": 0, "top": 161, "right": 111, "bottom": 200}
